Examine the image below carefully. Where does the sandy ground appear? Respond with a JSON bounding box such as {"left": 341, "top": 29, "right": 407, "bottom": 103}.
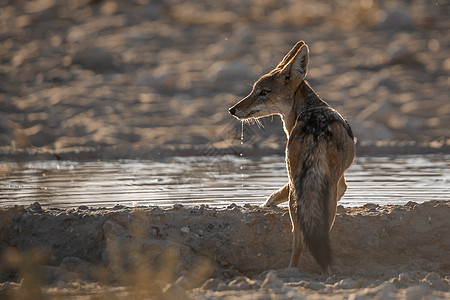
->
{"left": 0, "top": 200, "right": 449, "bottom": 299}
{"left": 1, "top": 1, "right": 449, "bottom": 299}
{"left": 0, "top": 0, "right": 449, "bottom": 160}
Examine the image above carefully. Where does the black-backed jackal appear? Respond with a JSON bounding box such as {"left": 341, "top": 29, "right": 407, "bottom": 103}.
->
{"left": 229, "top": 41, "right": 355, "bottom": 273}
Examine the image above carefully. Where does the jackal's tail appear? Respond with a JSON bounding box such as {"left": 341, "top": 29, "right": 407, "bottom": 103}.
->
{"left": 294, "top": 155, "right": 331, "bottom": 272}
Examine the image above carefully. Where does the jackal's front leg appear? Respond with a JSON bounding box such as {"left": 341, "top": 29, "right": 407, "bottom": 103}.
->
{"left": 337, "top": 176, "right": 348, "bottom": 201}
{"left": 263, "top": 183, "right": 289, "bottom": 207}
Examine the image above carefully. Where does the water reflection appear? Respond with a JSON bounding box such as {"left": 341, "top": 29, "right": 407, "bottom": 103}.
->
{"left": 0, "top": 155, "right": 449, "bottom": 208}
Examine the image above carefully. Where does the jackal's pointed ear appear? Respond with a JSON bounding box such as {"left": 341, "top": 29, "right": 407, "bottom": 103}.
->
{"left": 281, "top": 44, "right": 309, "bottom": 82}
{"left": 276, "top": 41, "right": 305, "bottom": 70}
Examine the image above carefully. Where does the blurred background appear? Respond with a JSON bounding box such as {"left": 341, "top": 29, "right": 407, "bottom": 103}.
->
{"left": 0, "top": 0, "right": 448, "bottom": 159}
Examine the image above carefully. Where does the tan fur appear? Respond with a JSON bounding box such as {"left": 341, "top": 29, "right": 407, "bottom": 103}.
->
{"left": 229, "top": 41, "right": 355, "bottom": 272}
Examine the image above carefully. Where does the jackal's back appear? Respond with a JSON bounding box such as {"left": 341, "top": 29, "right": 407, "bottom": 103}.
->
{"left": 295, "top": 106, "right": 353, "bottom": 142}
{"left": 288, "top": 106, "right": 354, "bottom": 271}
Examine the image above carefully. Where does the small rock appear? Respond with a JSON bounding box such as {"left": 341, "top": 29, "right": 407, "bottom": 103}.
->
{"left": 228, "top": 276, "right": 260, "bottom": 290}
{"left": 201, "top": 278, "right": 224, "bottom": 290}
{"left": 30, "top": 202, "right": 42, "bottom": 211}
{"left": 173, "top": 204, "right": 184, "bottom": 210}
{"left": 261, "top": 271, "right": 284, "bottom": 289}
{"left": 363, "top": 203, "right": 380, "bottom": 210}
{"left": 161, "top": 282, "right": 189, "bottom": 300}
{"left": 227, "top": 203, "right": 239, "bottom": 209}
{"left": 392, "top": 272, "right": 411, "bottom": 287}
{"left": 335, "top": 278, "right": 355, "bottom": 289}
{"left": 422, "top": 272, "right": 449, "bottom": 292}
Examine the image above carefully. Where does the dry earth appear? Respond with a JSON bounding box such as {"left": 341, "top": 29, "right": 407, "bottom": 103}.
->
{"left": 1, "top": 1, "right": 449, "bottom": 299}
{"left": 0, "top": 200, "right": 449, "bottom": 299}
{"left": 0, "top": 0, "right": 449, "bottom": 160}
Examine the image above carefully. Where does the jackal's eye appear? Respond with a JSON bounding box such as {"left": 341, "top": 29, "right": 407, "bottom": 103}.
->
{"left": 259, "top": 89, "right": 270, "bottom": 97}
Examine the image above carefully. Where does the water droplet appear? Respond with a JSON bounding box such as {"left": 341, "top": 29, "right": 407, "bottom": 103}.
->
{"left": 241, "top": 121, "right": 244, "bottom": 145}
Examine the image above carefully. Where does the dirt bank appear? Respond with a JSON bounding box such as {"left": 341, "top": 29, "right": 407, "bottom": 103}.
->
{"left": 1, "top": 200, "right": 449, "bottom": 299}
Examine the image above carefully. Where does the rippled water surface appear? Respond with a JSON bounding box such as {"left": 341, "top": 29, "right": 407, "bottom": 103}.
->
{"left": 1, "top": 155, "right": 449, "bottom": 208}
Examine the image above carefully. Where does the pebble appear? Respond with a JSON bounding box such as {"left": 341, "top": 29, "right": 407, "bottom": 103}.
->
{"left": 162, "top": 281, "right": 189, "bottom": 300}
{"left": 335, "top": 278, "right": 355, "bottom": 289}
{"left": 422, "top": 272, "right": 449, "bottom": 292}
{"left": 261, "top": 271, "right": 285, "bottom": 289}
{"left": 30, "top": 202, "right": 42, "bottom": 211}
{"left": 201, "top": 278, "right": 225, "bottom": 291}
{"left": 228, "top": 276, "right": 260, "bottom": 290}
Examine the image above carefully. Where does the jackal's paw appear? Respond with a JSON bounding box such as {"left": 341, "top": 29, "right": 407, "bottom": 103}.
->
{"left": 262, "top": 194, "right": 278, "bottom": 207}
{"left": 263, "top": 189, "right": 290, "bottom": 207}
{"left": 262, "top": 201, "right": 275, "bottom": 208}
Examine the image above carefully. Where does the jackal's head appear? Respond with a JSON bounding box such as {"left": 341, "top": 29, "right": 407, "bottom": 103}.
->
{"left": 229, "top": 41, "right": 309, "bottom": 120}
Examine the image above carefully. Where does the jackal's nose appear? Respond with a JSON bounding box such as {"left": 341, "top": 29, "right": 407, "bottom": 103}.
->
{"left": 229, "top": 107, "right": 236, "bottom": 115}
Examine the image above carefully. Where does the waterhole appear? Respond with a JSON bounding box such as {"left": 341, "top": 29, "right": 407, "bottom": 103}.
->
{"left": 0, "top": 155, "right": 448, "bottom": 208}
